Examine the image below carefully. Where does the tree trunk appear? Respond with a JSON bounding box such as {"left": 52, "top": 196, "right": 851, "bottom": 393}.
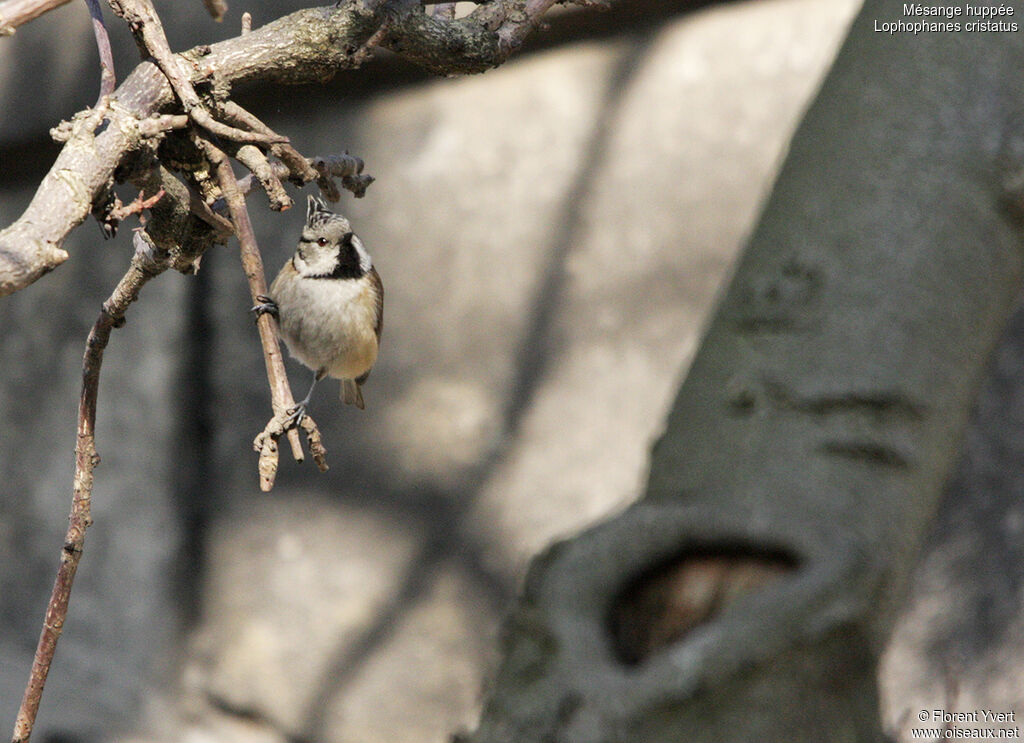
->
{"left": 464, "top": 2, "right": 1024, "bottom": 741}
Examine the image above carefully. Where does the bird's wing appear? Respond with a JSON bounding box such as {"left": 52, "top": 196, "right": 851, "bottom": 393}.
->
{"left": 368, "top": 266, "right": 384, "bottom": 341}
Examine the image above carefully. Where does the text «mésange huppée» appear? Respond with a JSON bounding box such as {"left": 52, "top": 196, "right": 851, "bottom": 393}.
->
{"left": 875, "top": 4, "right": 1019, "bottom": 33}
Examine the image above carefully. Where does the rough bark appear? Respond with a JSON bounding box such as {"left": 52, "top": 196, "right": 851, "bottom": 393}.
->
{"left": 464, "top": 2, "right": 1024, "bottom": 741}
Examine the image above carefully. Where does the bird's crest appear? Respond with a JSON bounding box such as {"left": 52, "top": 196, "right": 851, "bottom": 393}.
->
{"left": 306, "top": 194, "right": 337, "bottom": 228}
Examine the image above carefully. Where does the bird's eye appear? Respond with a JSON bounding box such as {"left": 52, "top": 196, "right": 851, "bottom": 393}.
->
{"left": 316, "top": 237, "right": 328, "bottom": 247}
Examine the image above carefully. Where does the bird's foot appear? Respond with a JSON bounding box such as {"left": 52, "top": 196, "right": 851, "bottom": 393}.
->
{"left": 251, "top": 294, "right": 279, "bottom": 320}
{"left": 283, "top": 402, "right": 308, "bottom": 429}
{"left": 283, "top": 374, "right": 318, "bottom": 430}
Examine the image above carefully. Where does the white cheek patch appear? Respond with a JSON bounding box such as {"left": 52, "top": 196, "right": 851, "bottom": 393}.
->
{"left": 294, "top": 248, "right": 336, "bottom": 277}
{"left": 351, "top": 234, "right": 373, "bottom": 273}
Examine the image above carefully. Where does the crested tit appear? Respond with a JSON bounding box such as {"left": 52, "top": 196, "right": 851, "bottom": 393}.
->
{"left": 256, "top": 195, "right": 383, "bottom": 415}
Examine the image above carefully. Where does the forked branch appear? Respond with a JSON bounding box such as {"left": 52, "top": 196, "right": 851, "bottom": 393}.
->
{"left": 0, "top": 0, "right": 575, "bottom": 297}
{"left": 107, "top": 0, "right": 283, "bottom": 146}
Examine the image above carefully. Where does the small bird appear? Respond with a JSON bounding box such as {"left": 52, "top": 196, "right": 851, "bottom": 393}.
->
{"left": 255, "top": 195, "right": 383, "bottom": 418}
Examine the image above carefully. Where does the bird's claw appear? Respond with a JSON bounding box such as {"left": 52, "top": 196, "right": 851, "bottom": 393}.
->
{"left": 251, "top": 294, "right": 279, "bottom": 320}
{"left": 283, "top": 403, "right": 307, "bottom": 429}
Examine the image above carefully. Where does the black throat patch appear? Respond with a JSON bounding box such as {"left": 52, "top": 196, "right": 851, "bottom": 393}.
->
{"left": 308, "top": 232, "right": 365, "bottom": 280}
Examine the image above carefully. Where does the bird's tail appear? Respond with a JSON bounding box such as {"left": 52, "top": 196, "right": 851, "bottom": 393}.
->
{"left": 340, "top": 379, "right": 365, "bottom": 409}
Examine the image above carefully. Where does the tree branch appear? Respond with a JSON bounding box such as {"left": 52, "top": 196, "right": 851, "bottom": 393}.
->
{"left": 0, "top": 0, "right": 570, "bottom": 297}
{"left": 84, "top": 0, "right": 116, "bottom": 105}
{"left": 107, "top": 0, "right": 284, "bottom": 145}
{"left": 0, "top": 0, "right": 72, "bottom": 34}
{"left": 198, "top": 137, "right": 330, "bottom": 489}
{"left": 126, "top": 162, "right": 231, "bottom": 273}
{"left": 219, "top": 100, "right": 318, "bottom": 184}
{"left": 1, "top": 0, "right": 592, "bottom": 735}
{"left": 232, "top": 152, "right": 371, "bottom": 203}
{"left": 10, "top": 230, "right": 170, "bottom": 743}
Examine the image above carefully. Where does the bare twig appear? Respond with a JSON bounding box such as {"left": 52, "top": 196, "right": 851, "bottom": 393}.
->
{"left": 300, "top": 415, "right": 328, "bottom": 470}
{"left": 198, "top": 137, "right": 328, "bottom": 488}
{"left": 11, "top": 231, "right": 170, "bottom": 743}
{"left": 316, "top": 154, "right": 374, "bottom": 199}
{"left": 232, "top": 152, "right": 371, "bottom": 203}
{"left": 253, "top": 410, "right": 329, "bottom": 489}
{"left": 352, "top": 0, "right": 419, "bottom": 64}
{"left": 218, "top": 100, "right": 318, "bottom": 183}
{"left": 190, "top": 106, "right": 286, "bottom": 146}
{"left": 351, "top": 20, "right": 391, "bottom": 66}
{"left": 240, "top": 10, "right": 250, "bottom": 34}
{"left": 49, "top": 111, "right": 186, "bottom": 144}
{"left": 187, "top": 188, "right": 234, "bottom": 235}
{"left": 84, "top": 0, "right": 116, "bottom": 104}
{"left": 109, "top": 188, "right": 164, "bottom": 221}
{"left": 108, "top": 0, "right": 283, "bottom": 146}
{"left": 0, "top": 0, "right": 71, "bottom": 34}
{"left": 339, "top": 173, "right": 374, "bottom": 199}
{"left": 234, "top": 144, "right": 292, "bottom": 211}
{"left": 126, "top": 163, "right": 231, "bottom": 275}
{"left": 92, "top": 188, "right": 164, "bottom": 237}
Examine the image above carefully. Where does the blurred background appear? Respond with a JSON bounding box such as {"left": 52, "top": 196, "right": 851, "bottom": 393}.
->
{"left": 2, "top": 0, "right": 1022, "bottom": 741}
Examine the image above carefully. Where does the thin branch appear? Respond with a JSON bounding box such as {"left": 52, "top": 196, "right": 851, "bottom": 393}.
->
{"left": 91, "top": 188, "right": 164, "bottom": 237}
{"left": 0, "top": 0, "right": 72, "bottom": 34}
{"left": 351, "top": 20, "right": 392, "bottom": 66}
{"left": 352, "top": 0, "right": 421, "bottom": 65}
{"left": 189, "top": 105, "right": 286, "bottom": 146}
{"left": 234, "top": 144, "right": 292, "bottom": 211}
{"left": 84, "top": 0, "right": 116, "bottom": 105}
{"left": 187, "top": 188, "right": 235, "bottom": 235}
{"left": 198, "top": 137, "right": 329, "bottom": 489}
{"left": 253, "top": 410, "right": 329, "bottom": 488}
{"left": 233, "top": 152, "right": 370, "bottom": 202}
{"left": 218, "top": 100, "right": 318, "bottom": 183}
{"left": 10, "top": 231, "right": 170, "bottom": 743}
{"left": 109, "top": 188, "right": 164, "bottom": 221}
{"left": 107, "top": 0, "right": 283, "bottom": 145}
{"left": 314, "top": 154, "right": 374, "bottom": 199}
{"left": 134, "top": 112, "right": 190, "bottom": 137}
